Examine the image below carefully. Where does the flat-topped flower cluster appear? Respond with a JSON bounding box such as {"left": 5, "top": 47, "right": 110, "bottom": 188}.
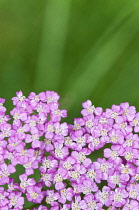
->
{"left": 0, "top": 91, "right": 139, "bottom": 210}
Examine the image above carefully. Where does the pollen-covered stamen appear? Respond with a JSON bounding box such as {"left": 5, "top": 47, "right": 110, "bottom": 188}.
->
{"left": 17, "top": 127, "right": 24, "bottom": 133}
{"left": 111, "top": 175, "right": 120, "bottom": 185}
{"left": 129, "top": 190, "right": 138, "bottom": 199}
{"left": 78, "top": 152, "right": 86, "bottom": 162}
{"left": 41, "top": 173, "right": 49, "bottom": 182}
{"left": 54, "top": 174, "right": 63, "bottom": 182}
{"left": 124, "top": 152, "right": 133, "bottom": 161}
{"left": 52, "top": 110, "right": 61, "bottom": 116}
{"left": 35, "top": 95, "right": 40, "bottom": 101}
{"left": 20, "top": 150, "right": 27, "bottom": 156}
{"left": 110, "top": 151, "right": 118, "bottom": 159}
{"left": 10, "top": 197, "right": 18, "bottom": 206}
{"left": 125, "top": 139, "right": 133, "bottom": 146}
{"left": 63, "top": 161, "right": 72, "bottom": 170}
{"left": 111, "top": 112, "right": 118, "bottom": 119}
{"left": 100, "top": 191, "right": 109, "bottom": 202}
{"left": 0, "top": 116, "right": 4, "bottom": 123}
{"left": 87, "top": 170, "right": 96, "bottom": 179}
{"left": 101, "top": 129, "right": 108, "bottom": 136}
{"left": 86, "top": 120, "right": 93, "bottom": 129}
{"left": 55, "top": 148, "right": 63, "bottom": 158}
{"left": 87, "top": 105, "right": 95, "bottom": 114}
{"left": 23, "top": 162, "right": 31, "bottom": 169}
{"left": 87, "top": 201, "right": 96, "bottom": 209}
{"left": 120, "top": 122, "right": 126, "bottom": 129}
{"left": 72, "top": 202, "right": 81, "bottom": 210}
{"left": 8, "top": 183, "right": 15, "bottom": 191}
{"left": 69, "top": 171, "right": 80, "bottom": 180}
{"left": 126, "top": 204, "right": 132, "bottom": 209}
{"left": 11, "top": 142, "right": 18, "bottom": 147}
{"left": 134, "top": 173, "right": 139, "bottom": 181}
{"left": 76, "top": 136, "right": 85, "bottom": 146}
{"left": 42, "top": 159, "right": 51, "bottom": 169}
{"left": 73, "top": 124, "right": 81, "bottom": 131}
{"left": 114, "top": 193, "right": 122, "bottom": 202}
{"left": 65, "top": 137, "right": 74, "bottom": 146}
{"left": 32, "top": 134, "right": 39, "bottom": 141}
{"left": 37, "top": 105, "right": 43, "bottom": 113}
{"left": 133, "top": 118, "right": 139, "bottom": 126}
{"left": 47, "top": 125, "right": 54, "bottom": 132}
{"left": 100, "top": 164, "right": 108, "bottom": 173}
{"left": 61, "top": 189, "right": 67, "bottom": 197}
{"left": 2, "top": 130, "right": 10, "bottom": 137}
{"left": 123, "top": 109, "right": 129, "bottom": 116}
{"left": 13, "top": 113, "right": 20, "bottom": 120}
{"left": 18, "top": 95, "right": 26, "bottom": 102}
{"left": 121, "top": 166, "right": 130, "bottom": 174}
{"left": 34, "top": 150, "right": 41, "bottom": 158}
{"left": 0, "top": 193, "right": 5, "bottom": 200}
{"left": 46, "top": 97, "right": 53, "bottom": 103}
{"left": 91, "top": 137, "right": 100, "bottom": 146}
{"left": 20, "top": 181, "right": 28, "bottom": 189}
{"left": 44, "top": 138, "right": 52, "bottom": 145}
{"left": 2, "top": 169, "right": 10, "bottom": 177}
{"left": 83, "top": 186, "right": 92, "bottom": 194}
{"left": 30, "top": 192, "right": 38, "bottom": 199}
{"left": 100, "top": 118, "right": 107, "bottom": 124}
{"left": 55, "top": 128, "right": 62, "bottom": 134}
{"left": 46, "top": 196, "right": 55, "bottom": 204}
{"left": 29, "top": 120, "right": 36, "bottom": 127}
{"left": 110, "top": 135, "right": 118, "bottom": 143}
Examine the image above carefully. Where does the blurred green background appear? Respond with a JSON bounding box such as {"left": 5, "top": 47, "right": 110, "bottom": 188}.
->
{"left": 0, "top": 0, "right": 139, "bottom": 121}
{"left": 1, "top": 0, "right": 139, "bottom": 208}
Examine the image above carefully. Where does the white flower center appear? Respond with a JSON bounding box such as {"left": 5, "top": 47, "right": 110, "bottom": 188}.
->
{"left": 55, "top": 148, "right": 63, "bottom": 158}
{"left": 100, "top": 191, "right": 109, "bottom": 202}
{"left": 111, "top": 175, "right": 120, "bottom": 184}
{"left": 72, "top": 202, "right": 81, "bottom": 210}
{"left": 100, "top": 164, "right": 108, "bottom": 173}
{"left": 46, "top": 196, "right": 55, "bottom": 204}
{"left": 86, "top": 120, "right": 93, "bottom": 129}
{"left": 101, "top": 129, "right": 108, "bottom": 136}
{"left": 61, "top": 189, "right": 67, "bottom": 197}
{"left": 20, "top": 181, "right": 28, "bottom": 189}
{"left": 0, "top": 193, "right": 5, "bottom": 200}
{"left": 76, "top": 136, "right": 85, "bottom": 145}
{"left": 10, "top": 197, "right": 18, "bottom": 206}
{"left": 87, "top": 201, "right": 96, "bottom": 209}
{"left": 78, "top": 152, "right": 86, "bottom": 162}
{"left": 73, "top": 124, "right": 81, "bottom": 131}
{"left": 83, "top": 186, "right": 92, "bottom": 194}
{"left": 114, "top": 193, "right": 122, "bottom": 202}
{"left": 111, "top": 151, "right": 118, "bottom": 159}
{"left": 133, "top": 118, "right": 139, "bottom": 126}
{"left": 110, "top": 135, "right": 118, "bottom": 143}
{"left": 87, "top": 170, "right": 96, "bottom": 179}
{"left": 87, "top": 106, "right": 95, "bottom": 114}
{"left": 129, "top": 190, "right": 138, "bottom": 198}
{"left": 125, "top": 152, "right": 133, "bottom": 161}
{"left": 42, "top": 160, "right": 51, "bottom": 169}
{"left": 111, "top": 112, "right": 118, "bottom": 119}
{"left": 69, "top": 171, "right": 80, "bottom": 180}
{"left": 54, "top": 174, "right": 63, "bottom": 182}
{"left": 125, "top": 139, "right": 133, "bottom": 146}
{"left": 63, "top": 162, "right": 72, "bottom": 170}
{"left": 30, "top": 192, "right": 38, "bottom": 199}
{"left": 100, "top": 118, "right": 107, "bottom": 124}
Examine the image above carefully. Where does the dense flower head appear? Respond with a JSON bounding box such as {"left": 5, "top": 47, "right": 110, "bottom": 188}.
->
{"left": 0, "top": 91, "right": 139, "bottom": 209}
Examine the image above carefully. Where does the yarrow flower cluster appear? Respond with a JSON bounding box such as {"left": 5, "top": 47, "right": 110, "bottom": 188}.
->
{"left": 0, "top": 91, "right": 139, "bottom": 209}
